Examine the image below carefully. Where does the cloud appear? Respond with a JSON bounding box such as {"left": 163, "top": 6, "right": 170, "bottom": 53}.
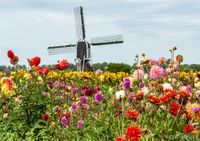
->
{"left": 0, "top": 0, "right": 199, "bottom": 65}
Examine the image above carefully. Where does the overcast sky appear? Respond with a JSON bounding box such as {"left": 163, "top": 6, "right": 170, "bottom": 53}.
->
{"left": 0, "top": 0, "right": 200, "bottom": 66}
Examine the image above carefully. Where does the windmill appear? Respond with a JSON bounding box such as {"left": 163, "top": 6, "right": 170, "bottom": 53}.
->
{"left": 47, "top": 6, "right": 124, "bottom": 71}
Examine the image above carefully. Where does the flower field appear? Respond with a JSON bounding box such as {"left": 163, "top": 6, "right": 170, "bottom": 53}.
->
{"left": 0, "top": 50, "right": 200, "bottom": 141}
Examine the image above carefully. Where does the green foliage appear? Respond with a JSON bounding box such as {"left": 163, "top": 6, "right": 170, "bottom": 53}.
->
{"left": 180, "top": 64, "right": 200, "bottom": 72}
{"left": 106, "top": 63, "right": 131, "bottom": 73}
{"left": 92, "top": 62, "right": 108, "bottom": 71}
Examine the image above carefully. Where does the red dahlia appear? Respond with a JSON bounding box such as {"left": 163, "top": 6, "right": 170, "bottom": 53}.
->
{"left": 125, "top": 125, "right": 141, "bottom": 141}
{"left": 56, "top": 59, "right": 69, "bottom": 70}
{"left": 126, "top": 109, "right": 139, "bottom": 119}
{"left": 7, "top": 50, "right": 14, "bottom": 59}
{"left": 169, "top": 102, "right": 180, "bottom": 116}
{"left": 36, "top": 66, "right": 43, "bottom": 74}
{"left": 42, "top": 113, "right": 49, "bottom": 121}
{"left": 43, "top": 67, "right": 50, "bottom": 75}
{"left": 10, "top": 55, "right": 19, "bottom": 65}
{"left": 115, "top": 136, "right": 126, "bottom": 141}
{"left": 55, "top": 63, "right": 62, "bottom": 70}
{"left": 184, "top": 124, "right": 194, "bottom": 134}
{"left": 29, "top": 56, "right": 41, "bottom": 67}
{"left": 59, "top": 59, "right": 69, "bottom": 69}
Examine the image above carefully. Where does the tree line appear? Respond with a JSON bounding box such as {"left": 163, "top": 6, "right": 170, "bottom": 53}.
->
{"left": 0, "top": 62, "right": 199, "bottom": 72}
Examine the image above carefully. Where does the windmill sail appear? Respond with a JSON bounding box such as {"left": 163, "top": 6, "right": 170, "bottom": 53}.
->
{"left": 47, "top": 44, "right": 76, "bottom": 55}
{"left": 91, "top": 34, "right": 123, "bottom": 46}
{"left": 74, "top": 6, "right": 86, "bottom": 40}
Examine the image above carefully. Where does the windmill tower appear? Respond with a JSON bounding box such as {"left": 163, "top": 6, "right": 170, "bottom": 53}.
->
{"left": 48, "top": 6, "right": 124, "bottom": 71}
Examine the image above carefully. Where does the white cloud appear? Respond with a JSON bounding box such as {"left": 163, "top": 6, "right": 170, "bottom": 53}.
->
{"left": 15, "top": 11, "right": 73, "bottom": 23}
{"left": 0, "top": 0, "right": 199, "bottom": 65}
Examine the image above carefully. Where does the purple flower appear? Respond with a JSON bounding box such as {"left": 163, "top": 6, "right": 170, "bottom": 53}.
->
{"left": 77, "top": 120, "right": 84, "bottom": 128}
{"left": 123, "top": 78, "right": 130, "bottom": 81}
{"left": 54, "top": 81, "right": 65, "bottom": 87}
{"left": 123, "top": 78, "right": 131, "bottom": 89}
{"left": 128, "top": 92, "right": 134, "bottom": 99}
{"left": 79, "top": 96, "right": 89, "bottom": 105}
{"left": 48, "top": 81, "right": 53, "bottom": 89}
{"left": 182, "top": 81, "right": 187, "bottom": 86}
{"left": 94, "top": 93, "right": 104, "bottom": 102}
{"left": 72, "top": 87, "right": 78, "bottom": 94}
{"left": 57, "top": 91, "right": 61, "bottom": 96}
{"left": 55, "top": 107, "right": 62, "bottom": 114}
{"left": 71, "top": 103, "right": 78, "bottom": 110}
{"left": 139, "top": 82, "right": 144, "bottom": 88}
{"left": 42, "top": 92, "right": 49, "bottom": 96}
{"left": 60, "top": 115, "right": 70, "bottom": 127}
{"left": 95, "top": 86, "right": 101, "bottom": 92}
{"left": 192, "top": 107, "right": 200, "bottom": 112}
{"left": 162, "top": 69, "right": 167, "bottom": 77}
{"left": 186, "top": 85, "right": 193, "bottom": 93}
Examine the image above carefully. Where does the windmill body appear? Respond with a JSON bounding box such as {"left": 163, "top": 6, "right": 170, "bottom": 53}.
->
{"left": 48, "top": 6, "right": 124, "bottom": 71}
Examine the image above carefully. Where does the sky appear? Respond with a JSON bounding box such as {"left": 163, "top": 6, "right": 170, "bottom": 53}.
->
{"left": 0, "top": 0, "right": 200, "bottom": 66}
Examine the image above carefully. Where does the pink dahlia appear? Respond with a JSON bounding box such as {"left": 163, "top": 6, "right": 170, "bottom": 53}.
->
{"left": 133, "top": 69, "right": 144, "bottom": 80}
{"left": 149, "top": 58, "right": 158, "bottom": 66}
{"left": 150, "top": 66, "right": 165, "bottom": 80}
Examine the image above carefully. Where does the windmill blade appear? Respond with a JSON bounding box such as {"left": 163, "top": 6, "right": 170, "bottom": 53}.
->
{"left": 91, "top": 34, "right": 124, "bottom": 46}
{"left": 74, "top": 6, "right": 86, "bottom": 40}
{"left": 48, "top": 44, "right": 76, "bottom": 55}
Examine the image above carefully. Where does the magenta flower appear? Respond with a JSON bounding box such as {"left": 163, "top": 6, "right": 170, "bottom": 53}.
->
{"left": 95, "top": 86, "right": 101, "bottom": 92}
{"left": 77, "top": 120, "right": 84, "bottom": 128}
{"left": 42, "top": 113, "right": 49, "bottom": 121}
{"left": 79, "top": 96, "right": 89, "bottom": 105}
{"left": 94, "top": 93, "right": 104, "bottom": 102}
{"left": 128, "top": 92, "right": 134, "bottom": 99}
{"left": 60, "top": 115, "right": 70, "bottom": 127}
{"left": 54, "top": 81, "right": 65, "bottom": 87}
{"left": 84, "top": 89, "right": 93, "bottom": 96}
{"left": 42, "top": 92, "right": 49, "bottom": 96}
{"left": 150, "top": 65, "right": 165, "bottom": 80}
{"left": 139, "top": 82, "right": 144, "bottom": 88}
{"left": 55, "top": 107, "right": 62, "bottom": 114}
{"left": 123, "top": 78, "right": 131, "bottom": 89}
{"left": 71, "top": 103, "right": 78, "bottom": 110}
{"left": 192, "top": 107, "right": 200, "bottom": 112}
{"left": 48, "top": 81, "right": 53, "bottom": 89}
{"left": 182, "top": 81, "right": 187, "bottom": 86}
{"left": 72, "top": 87, "right": 78, "bottom": 94}
{"left": 186, "top": 85, "right": 193, "bottom": 93}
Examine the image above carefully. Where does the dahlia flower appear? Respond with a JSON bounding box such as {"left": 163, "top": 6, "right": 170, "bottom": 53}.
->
{"left": 162, "top": 83, "right": 173, "bottom": 91}
{"left": 77, "top": 120, "right": 84, "bottom": 128}
{"left": 125, "top": 125, "right": 141, "bottom": 141}
{"left": 150, "top": 65, "right": 165, "bottom": 80}
{"left": 94, "top": 93, "right": 104, "bottom": 102}
{"left": 133, "top": 69, "right": 144, "bottom": 80}
{"left": 115, "top": 90, "right": 125, "bottom": 100}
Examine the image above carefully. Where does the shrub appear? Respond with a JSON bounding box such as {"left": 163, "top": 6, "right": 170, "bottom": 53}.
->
{"left": 106, "top": 63, "right": 131, "bottom": 73}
